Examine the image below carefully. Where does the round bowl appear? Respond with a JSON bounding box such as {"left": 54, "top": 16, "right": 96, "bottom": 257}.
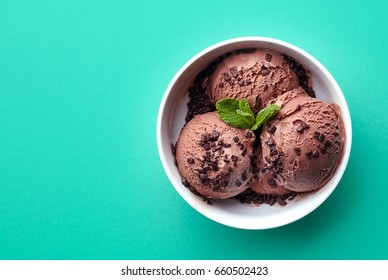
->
{"left": 157, "top": 37, "right": 352, "bottom": 230}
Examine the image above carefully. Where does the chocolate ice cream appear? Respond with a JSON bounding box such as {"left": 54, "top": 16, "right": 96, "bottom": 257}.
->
{"left": 173, "top": 47, "right": 344, "bottom": 206}
{"left": 208, "top": 49, "right": 311, "bottom": 113}
{"left": 175, "top": 112, "right": 255, "bottom": 199}
{"left": 251, "top": 87, "right": 345, "bottom": 193}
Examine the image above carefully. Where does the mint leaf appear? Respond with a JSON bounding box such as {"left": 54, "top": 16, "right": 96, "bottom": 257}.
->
{"left": 216, "top": 98, "right": 254, "bottom": 129}
{"left": 251, "top": 104, "right": 281, "bottom": 131}
{"left": 238, "top": 99, "right": 255, "bottom": 124}
{"left": 239, "top": 98, "right": 253, "bottom": 116}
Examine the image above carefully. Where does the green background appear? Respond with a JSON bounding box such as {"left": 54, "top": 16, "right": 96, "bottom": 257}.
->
{"left": 0, "top": 0, "right": 387, "bottom": 260}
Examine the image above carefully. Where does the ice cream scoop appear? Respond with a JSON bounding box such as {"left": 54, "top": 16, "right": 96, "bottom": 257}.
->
{"left": 175, "top": 112, "right": 255, "bottom": 199}
{"left": 208, "top": 49, "right": 308, "bottom": 113}
{"left": 252, "top": 87, "right": 345, "bottom": 193}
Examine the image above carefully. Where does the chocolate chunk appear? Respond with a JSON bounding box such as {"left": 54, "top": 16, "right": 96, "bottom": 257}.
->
{"left": 181, "top": 177, "right": 190, "bottom": 188}
{"left": 265, "top": 53, "right": 272, "bottom": 62}
{"left": 296, "top": 121, "right": 309, "bottom": 133}
{"left": 261, "top": 66, "right": 269, "bottom": 76}
{"left": 187, "top": 158, "right": 195, "bottom": 164}
{"left": 224, "top": 143, "right": 232, "bottom": 148}
{"left": 231, "top": 155, "right": 238, "bottom": 162}
{"left": 294, "top": 147, "right": 301, "bottom": 156}
{"left": 230, "top": 66, "right": 238, "bottom": 77}
{"left": 209, "top": 130, "right": 220, "bottom": 141}
{"left": 265, "top": 138, "right": 275, "bottom": 146}
{"left": 241, "top": 149, "right": 247, "bottom": 157}
{"left": 211, "top": 162, "right": 219, "bottom": 171}
{"left": 235, "top": 180, "right": 242, "bottom": 187}
{"left": 171, "top": 143, "right": 176, "bottom": 156}
{"left": 296, "top": 104, "right": 301, "bottom": 111}
{"left": 241, "top": 171, "right": 248, "bottom": 181}
{"left": 238, "top": 80, "right": 245, "bottom": 86}
{"left": 306, "top": 150, "right": 313, "bottom": 159}
{"left": 219, "top": 82, "right": 224, "bottom": 88}
{"left": 267, "top": 179, "right": 277, "bottom": 188}
{"left": 320, "top": 148, "right": 327, "bottom": 154}
{"left": 203, "top": 143, "right": 210, "bottom": 150}
{"left": 239, "top": 144, "right": 244, "bottom": 150}
{"left": 228, "top": 167, "right": 233, "bottom": 173}
{"left": 314, "top": 131, "right": 325, "bottom": 142}
{"left": 246, "top": 131, "right": 253, "bottom": 138}
{"left": 263, "top": 84, "right": 269, "bottom": 91}
{"left": 324, "top": 140, "right": 332, "bottom": 147}
{"left": 255, "top": 96, "right": 262, "bottom": 109}
{"left": 276, "top": 197, "right": 287, "bottom": 206}
{"left": 233, "top": 136, "right": 239, "bottom": 143}
{"left": 266, "top": 124, "right": 277, "bottom": 134}
{"left": 313, "top": 151, "right": 320, "bottom": 158}
{"left": 223, "top": 72, "right": 231, "bottom": 81}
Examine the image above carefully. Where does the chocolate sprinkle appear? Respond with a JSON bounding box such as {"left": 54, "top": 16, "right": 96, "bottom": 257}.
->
{"left": 181, "top": 177, "right": 212, "bottom": 205}
{"left": 324, "top": 140, "right": 332, "bottom": 147}
{"left": 246, "top": 131, "right": 253, "bottom": 138}
{"left": 296, "top": 121, "right": 309, "bottom": 133}
{"left": 265, "top": 53, "right": 272, "bottom": 62}
{"left": 230, "top": 66, "right": 238, "bottom": 77}
{"left": 267, "top": 179, "right": 277, "bottom": 188}
{"left": 261, "top": 66, "right": 269, "bottom": 76}
{"left": 266, "top": 124, "right": 277, "bottom": 134}
{"left": 209, "top": 130, "right": 220, "bottom": 141}
{"left": 306, "top": 150, "right": 313, "bottom": 159}
{"left": 284, "top": 55, "right": 315, "bottom": 98}
{"left": 171, "top": 143, "right": 176, "bottom": 156}
{"left": 241, "top": 171, "right": 248, "bottom": 181}
{"left": 314, "top": 131, "right": 325, "bottom": 142}
{"left": 235, "top": 189, "right": 298, "bottom": 206}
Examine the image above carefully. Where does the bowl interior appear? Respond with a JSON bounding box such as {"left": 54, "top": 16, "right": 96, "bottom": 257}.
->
{"left": 157, "top": 37, "right": 352, "bottom": 230}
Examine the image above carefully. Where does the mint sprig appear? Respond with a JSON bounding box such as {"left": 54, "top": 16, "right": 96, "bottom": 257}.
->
{"left": 216, "top": 98, "right": 280, "bottom": 131}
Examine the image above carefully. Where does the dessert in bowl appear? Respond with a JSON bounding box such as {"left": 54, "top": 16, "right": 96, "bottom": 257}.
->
{"left": 157, "top": 37, "right": 351, "bottom": 229}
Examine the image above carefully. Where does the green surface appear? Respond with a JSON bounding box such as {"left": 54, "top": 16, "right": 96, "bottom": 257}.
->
{"left": 0, "top": 0, "right": 387, "bottom": 260}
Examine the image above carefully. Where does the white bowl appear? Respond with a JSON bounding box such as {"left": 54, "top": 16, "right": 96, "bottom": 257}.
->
{"left": 157, "top": 37, "right": 352, "bottom": 230}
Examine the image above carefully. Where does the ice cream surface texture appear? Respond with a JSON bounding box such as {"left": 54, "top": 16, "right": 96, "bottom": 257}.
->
{"left": 176, "top": 112, "right": 255, "bottom": 199}
{"left": 251, "top": 87, "right": 345, "bottom": 193}
{"left": 208, "top": 49, "right": 302, "bottom": 113}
